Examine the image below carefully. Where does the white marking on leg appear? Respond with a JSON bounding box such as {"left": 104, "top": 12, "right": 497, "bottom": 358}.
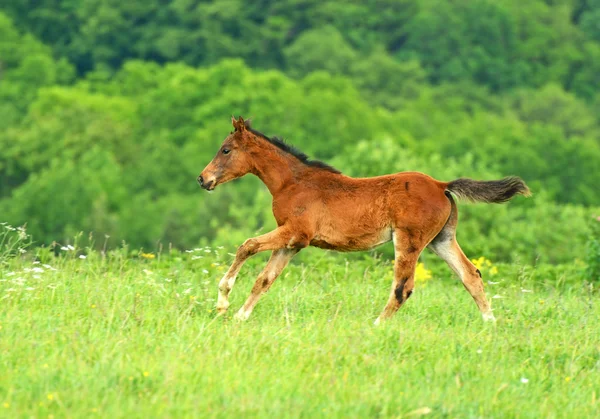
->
{"left": 431, "top": 240, "right": 465, "bottom": 278}
{"left": 216, "top": 274, "right": 235, "bottom": 313}
{"left": 373, "top": 317, "right": 381, "bottom": 326}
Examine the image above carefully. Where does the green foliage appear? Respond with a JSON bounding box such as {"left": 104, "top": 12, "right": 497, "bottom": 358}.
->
{"left": 584, "top": 216, "right": 600, "bottom": 282}
{"left": 0, "top": 12, "right": 74, "bottom": 124}
{"left": 284, "top": 26, "right": 358, "bottom": 78}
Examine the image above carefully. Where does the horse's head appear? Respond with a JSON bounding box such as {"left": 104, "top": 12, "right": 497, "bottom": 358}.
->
{"left": 198, "top": 116, "right": 256, "bottom": 191}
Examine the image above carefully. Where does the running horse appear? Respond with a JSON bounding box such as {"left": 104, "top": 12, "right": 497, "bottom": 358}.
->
{"left": 198, "top": 117, "right": 530, "bottom": 323}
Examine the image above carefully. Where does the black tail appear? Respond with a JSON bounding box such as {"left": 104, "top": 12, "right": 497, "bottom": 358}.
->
{"left": 446, "top": 176, "right": 531, "bottom": 203}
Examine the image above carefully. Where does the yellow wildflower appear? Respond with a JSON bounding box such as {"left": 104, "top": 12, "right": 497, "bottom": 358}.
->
{"left": 47, "top": 394, "right": 54, "bottom": 401}
{"left": 143, "top": 371, "right": 149, "bottom": 377}
{"left": 471, "top": 256, "right": 486, "bottom": 270}
{"left": 471, "top": 256, "right": 498, "bottom": 276}
{"left": 415, "top": 262, "right": 432, "bottom": 284}
{"left": 141, "top": 253, "right": 155, "bottom": 259}
{"left": 565, "top": 377, "right": 571, "bottom": 382}
{"left": 3, "top": 403, "right": 9, "bottom": 408}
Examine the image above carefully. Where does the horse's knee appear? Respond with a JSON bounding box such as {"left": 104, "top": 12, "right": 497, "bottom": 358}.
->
{"left": 237, "top": 239, "right": 259, "bottom": 259}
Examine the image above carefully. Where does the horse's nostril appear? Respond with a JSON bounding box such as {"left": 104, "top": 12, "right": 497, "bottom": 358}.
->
{"left": 198, "top": 175, "right": 204, "bottom": 186}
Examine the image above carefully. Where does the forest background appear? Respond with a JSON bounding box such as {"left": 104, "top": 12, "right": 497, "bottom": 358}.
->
{"left": 1, "top": 0, "right": 599, "bottom": 275}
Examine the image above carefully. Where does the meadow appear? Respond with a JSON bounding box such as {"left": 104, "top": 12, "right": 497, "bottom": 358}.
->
{"left": 1, "top": 228, "right": 598, "bottom": 418}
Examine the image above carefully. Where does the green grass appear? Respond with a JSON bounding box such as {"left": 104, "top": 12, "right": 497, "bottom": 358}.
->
{"left": 0, "top": 242, "right": 598, "bottom": 418}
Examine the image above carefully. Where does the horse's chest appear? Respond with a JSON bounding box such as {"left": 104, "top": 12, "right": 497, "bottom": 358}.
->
{"left": 272, "top": 199, "right": 307, "bottom": 226}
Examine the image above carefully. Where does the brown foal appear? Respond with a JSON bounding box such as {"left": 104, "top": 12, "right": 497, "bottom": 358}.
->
{"left": 198, "top": 117, "right": 530, "bottom": 323}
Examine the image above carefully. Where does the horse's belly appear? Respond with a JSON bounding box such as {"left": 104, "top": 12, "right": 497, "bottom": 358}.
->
{"left": 310, "top": 228, "right": 393, "bottom": 252}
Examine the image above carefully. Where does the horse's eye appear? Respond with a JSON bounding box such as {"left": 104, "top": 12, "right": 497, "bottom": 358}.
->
{"left": 222, "top": 148, "right": 231, "bottom": 155}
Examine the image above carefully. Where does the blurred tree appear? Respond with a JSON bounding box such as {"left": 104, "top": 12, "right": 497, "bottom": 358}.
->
{"left": 284, "top": 26, "right": 357, "bottom": 78}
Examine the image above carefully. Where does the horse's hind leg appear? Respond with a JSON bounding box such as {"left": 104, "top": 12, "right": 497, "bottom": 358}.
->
{"left": 429, "top": 223, "right": 495, "bottom": 322}
{"left": 374, "top": 230, "right": 422, "bottom": 325}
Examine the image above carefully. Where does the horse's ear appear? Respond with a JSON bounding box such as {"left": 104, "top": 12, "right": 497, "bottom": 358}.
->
{"left": 231, "top": 115, "right": 247, "bottom": 132}
{"left": 237, "top": 116, "right": 246, "bottom": 132}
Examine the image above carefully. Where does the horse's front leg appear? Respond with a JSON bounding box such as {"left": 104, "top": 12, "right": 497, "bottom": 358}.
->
{"left": 233, "top": 248, "right": 298, "bottom": 321}
{"left": 216, "top": 226, "right": 308, "bottom": 314}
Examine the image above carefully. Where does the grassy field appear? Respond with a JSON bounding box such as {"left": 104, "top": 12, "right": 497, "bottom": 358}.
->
{"left": 0, "top": 239, "right": 598, "bottom": 418}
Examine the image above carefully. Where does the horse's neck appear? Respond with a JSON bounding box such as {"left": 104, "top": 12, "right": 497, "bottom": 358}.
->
{"left": 251, "top": 150, "right": 302, "bottom": 196}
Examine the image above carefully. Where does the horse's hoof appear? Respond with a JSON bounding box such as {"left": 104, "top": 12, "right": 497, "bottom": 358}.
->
{"left": 234, "top": 310, "right": 250, "bottom": 322}
{"left": 482, "top": 312, "right": 496, "bottom": 322}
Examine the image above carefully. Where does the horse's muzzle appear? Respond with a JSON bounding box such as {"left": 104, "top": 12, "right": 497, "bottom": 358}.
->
{"left": 197, "top": 175, "right": 215, "bottom": 191}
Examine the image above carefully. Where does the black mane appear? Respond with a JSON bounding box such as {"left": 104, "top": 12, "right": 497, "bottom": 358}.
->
{"left": 246, "top": 125, "right": 341, "bottom": 174}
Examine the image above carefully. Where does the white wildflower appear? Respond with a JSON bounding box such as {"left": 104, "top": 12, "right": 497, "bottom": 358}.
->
{"left": 204, "top": 249, "right": 211, "bottom": 253}
{"left": 32, "top": 267, "right": 44, "bottom": 273}
{"left": 79, "top": 255, "right": 87, "bottom": 259}
{"left": 202, "top": 269, "right": 209, "bottom": 274}
{"left": 521, "top": 289, "right": 533, "bottom": 293}
{"left": 192, "top": 256, "right": 203, "bottom": 260}
{"left": 520, "top": 377, "right": 529, "bottom": 384}
{"left": 492, "top": 295, "right": 504, "bottom": 299}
